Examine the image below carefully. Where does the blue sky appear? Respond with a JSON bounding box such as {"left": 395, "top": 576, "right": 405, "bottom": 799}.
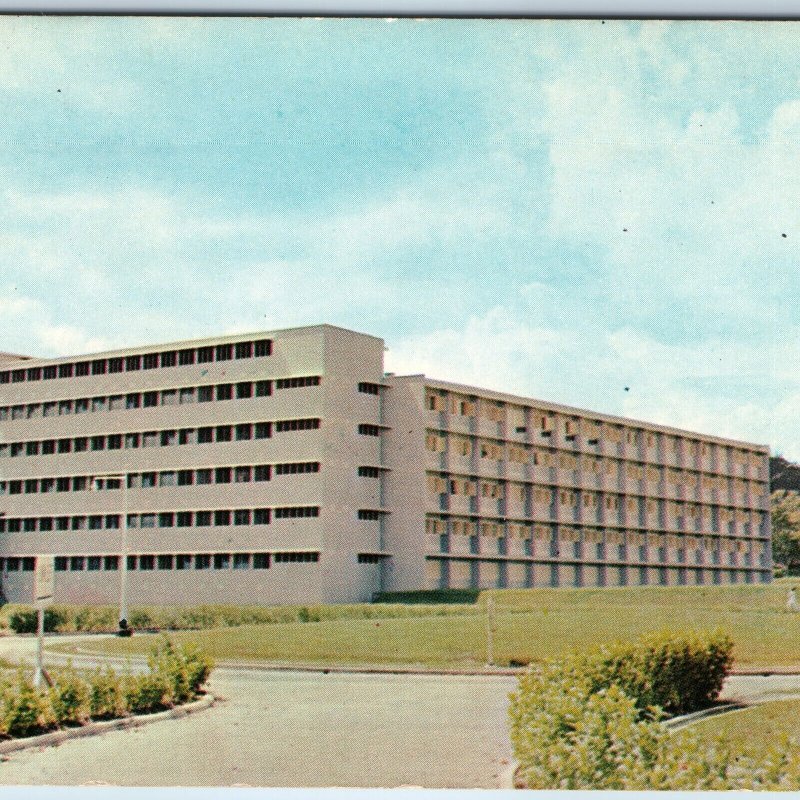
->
{"left": 1, "top": 18, "right": 798, "bottom": 456}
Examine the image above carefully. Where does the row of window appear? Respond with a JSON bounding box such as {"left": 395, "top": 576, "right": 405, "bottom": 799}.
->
{"left": 425, "top": 392, "right": 765, "bottom": 467}
{"left": 0, "top": 506, "right": 321, "bottom": 533}
{"left": 0, "top": 462, "right": 322, "bottom": 495}
{"left": 0, "top": 418, "right": 322, "bottom": 458}
{"left": 0, "top": 377, "right": 324, "bottom": 423}
{"left": 0, "top": 339, "right": 273, "bottom": 385}
{"left": 430, "top": 474, "right": 766, "bottom": 515}
{"left": 426, "top": 433, "right": 765, "bottom": 482}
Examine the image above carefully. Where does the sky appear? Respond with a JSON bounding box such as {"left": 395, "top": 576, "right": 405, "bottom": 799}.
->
{"left": 0, "top": 18, "right": 799, "bottom": 456}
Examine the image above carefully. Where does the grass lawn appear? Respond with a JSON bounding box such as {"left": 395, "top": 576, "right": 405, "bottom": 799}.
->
{"left": 53, "top": 581, "right": 800, "bottom": 669}
{"left": 691, "top": 699, "right": 800, "bottom": 749}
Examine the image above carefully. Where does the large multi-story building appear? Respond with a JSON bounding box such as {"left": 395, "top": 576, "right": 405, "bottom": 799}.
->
{"left": 0, "top": 324, "right": 772, "bottom": 606}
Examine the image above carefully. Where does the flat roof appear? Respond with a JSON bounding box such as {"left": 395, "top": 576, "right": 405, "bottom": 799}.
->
{"left": 391, "top": 373, "right": 770, "bottom": 453}
{"left": 0, "top": 323, "right": 383, "bottom": 368}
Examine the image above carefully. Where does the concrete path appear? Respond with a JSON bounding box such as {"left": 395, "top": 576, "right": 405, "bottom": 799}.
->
{"left": 0, "top": 635, "right": 517, "bottom": 788}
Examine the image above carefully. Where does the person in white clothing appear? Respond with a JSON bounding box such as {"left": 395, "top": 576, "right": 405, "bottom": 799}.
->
{"left": 787, "top": 587, "right": 799, "bottom": 613}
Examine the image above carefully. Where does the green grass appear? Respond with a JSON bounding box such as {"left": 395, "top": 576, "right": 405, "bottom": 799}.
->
{"left": 55, "top": 581, "right": 800, "bottom": 670}
{"left": 691, "top": 699, "right": 800, "bottom": 749}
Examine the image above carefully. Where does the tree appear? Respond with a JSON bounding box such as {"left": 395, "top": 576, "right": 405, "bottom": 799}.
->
{"left": 771, "top": 491, "right": 800, "bottom": 574}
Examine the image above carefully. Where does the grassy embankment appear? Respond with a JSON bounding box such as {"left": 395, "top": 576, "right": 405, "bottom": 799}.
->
{"left": 691, "top": 698, "right": 800, "bottom": 748}
{"left": 52, "top": 580, "right": 800, "bottom": 670}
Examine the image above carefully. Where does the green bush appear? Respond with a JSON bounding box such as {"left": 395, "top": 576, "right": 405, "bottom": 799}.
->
{"left": 49, "top": 664, "right": 91, "bottom": 726}
{"left": 510, "top": 674, "right": 800, "bottom": 790}
{"left": 87, "top": 666, "right": 128, "bottom": 720}
{"left": 0, "top": 669, "right": 56, "bottom": 738}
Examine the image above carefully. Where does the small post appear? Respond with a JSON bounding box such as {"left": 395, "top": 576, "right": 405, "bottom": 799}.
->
{"left": 33, "top": 605, "right": 44, "bottom": 688}
{"left": 486, "top": 596, "right": 495, "bottom": 667}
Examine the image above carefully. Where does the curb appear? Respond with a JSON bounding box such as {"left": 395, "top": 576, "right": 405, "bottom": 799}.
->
{"left": 498, "top": 760, "right": 519, "bottom": 790}
{"left": 0, "top": 693, "right": 215, "bottom": 757}
{"left": 663, "top": 702, "right": 749, "bottom": 730}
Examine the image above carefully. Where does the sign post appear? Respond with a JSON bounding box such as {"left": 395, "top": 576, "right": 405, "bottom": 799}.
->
{"left": 33, "top": 555, "right": 54, "bottom": 688}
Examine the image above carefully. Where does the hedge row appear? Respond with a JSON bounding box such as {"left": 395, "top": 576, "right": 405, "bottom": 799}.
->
{"left": 0, "top": 637, "right": 213, "bottom": 740}
{"left": 507, "top": 629, "right": 775, "bottom": 789}
{"left": 0, "top": 601, "right": 480, "bottom": 634}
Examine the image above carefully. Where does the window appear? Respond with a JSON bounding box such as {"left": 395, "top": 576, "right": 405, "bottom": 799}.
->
{"left": 274, "top": 506, "right": 320, "bottom": 519}
{"left": 43, "top": 365, "right": 57, "bottom": 380}
{"left": 158, "top": 555, "right": 174, "bottom": 570}
{"left": 358, "top": 424, "right": 380, "bottom": 437}
{"left": 216, "top": 343, "right": 233, "bottom": 361}
{"left": 275, "top": 418, "right": 320, "bottom": 433}
{"left": 91, "top": 435, "right": 106, "bottom": 451}
{"left": 139, "top": 555, "right": 155, "bottom": 570}
{"left": 161, "top": 430, "right": 177, "bottom": 447}
{"left": 108, "top": 434, "right": 122, "bottom": 450}
{"left": 58, "top": 439, "right": 71, "bottom": 454}
{"left": 159, "top": 471, "right": 177, "bottom": 487}
{"left": 26, "top": 442, "right": 39, "bottom": 456}
{"left": 161, "top": 390, "right": 177, "bottom": 406}
{"left": 126, "top": 393, "right": 141, "bottom": 410}
{"left": 273, "top": 552, "right": 320, "bottom": 563}
{"left": 255, "top": 380, "right": 272, "bottom": 397}
{"left": 55, "top": 557, "right": 68, "bottom": 572}
{"left": 255, "top": 422, "right": 271, "bottom": 439}
{"left": 275, "top": 376, "right": 321, "bottom": 389}
{"left": 91, "top": 359, "right": 107, "bottom": 375}
{"left": 176, "top": 512, "right": 193, "bottom": 527}
{"left": 358, "top": 554, "right": 381, "bottom": 564}
{"left": 235, "top": 341, "right": 253, "bottom": 359}
{"left": 214, "top": 510, "right": 231, "bottom": 526}
{"left": 70, "top": 556, "right": 85, "bottom": 571}
{"left": 59, "top": 400, "right": 73, "bottom": 416}
{"left": 141, "top": 472, "right": 157, "bottom": 488}
{"left": 22, "top": 557, "right": 35, "bottom": 572}
{"left": 254, "top": 464, "right": 271, "bottom": 482}
{"left": 126, "top": 355, "right": 141, "bottom": 371}
{"left": 106, "top": 515, "right": 120, "bottom": 529}
{"left": 160, "top": 351, "right": 177, "bottom": 368}
{"left": 74, "top": 437, "right": 88, "bottom": 452}
{"left": 179, "top": 429, "right": 196, "bottom": 445}
{"left": 198, "top": 427, "right": 213, "bottom": 444}
{"left": 253, "top": 553, "right": 270, "bottom": 569}
{"left": 179, "top": 348, "right": 195, "bottom": 366}
{"left": 196, "top": 469, "right": 213, "bottom": 485}
{"left": 195, "top": 554, "right": 211, "bottom": 570}
{"left": 214, "top": 553, "right": 231, "bottom": 569}
{"left": 275, "top": 462, "right": 320, "bottom": 475}
{"left": 125, "top": 433, "right": 140, "bottom": 449}
{"left": 358, "top": 382, "right": 380, "bottom": 395}
{"left": 39, "top": 517, "right": 53, "bottom": 531}
{"left": 359, "top": 466, "right": 381, "bottom": 478}
{"left": 89, "top": 515, "right": 103, "bottom": 530}
{"left": 178, "top": 470, "right": 194, "bottom": 486}
{"left": 25, "top": 478, "right": 38, "bottom": 494}
{"left": 179, "top": 387, "right": 195, "bottom": 404}
{"left": 254, "top": 508, "right": 271, "bottom": 525}
{"left": 254, "top": 339, "right": 272, "bottom": 357}
{"left": 143, "top": 353, "right": 159, "bottom": 370}
{"left": 58, "top": 363, "right": 74, "bottom": 378}
{"left": 25, "top": 367, "right": 41, "bottom": 381}
{"left": 140, "top": 514, "right": 156, "bottom": 528}
{"left": 88, "top": 556, "right": 102, "bottom": 571}
{"left": 75, "top": 399, "right": 89, "bottom": 414}
{"left": 358, "top": 510, "right": 381, "bottom": 521}
{"left": 143, "top": 391, "right": 158, "bottom": 408}
{"left": 109, "top": 357, "right": 124, "bottom": 373}
{"left": 216, "top": 384, "right": 233, "bottom": 401}
{"left": 233, "top": 553, "right": 251, "bottom": 569}
{"left": 236, "top": 423, "right": 252, "bottom": 441}
{"left": 236, "top": 382, "right": 253, "bottom": 399}
{"left": 176, "top": 554, "right": 192, "bottom": 570}
{"left": 216, "top": 425, "right": 233, "bottom": 442}
{"left": 159, "top": 512, "right": 175, "bottom": 528}
{"left": 92, "top": 397, "right": 107, "bottom": 413}
{"left": 195, "top": 511, "right": 212, "bottom": 526}
{"left": 234, "top": 509, "right": 251, "bottom": 525}
{"left": 23, "top": 518, "right": 36, "bottom": 532}
{"left": 234, "top": 466, "right": 251, "bottom": 483}
{"left": 104, "top": 556, "right": 119, "bottom": 570}
{"left": 197, "top": 346, "right": 214, "bottom": 363}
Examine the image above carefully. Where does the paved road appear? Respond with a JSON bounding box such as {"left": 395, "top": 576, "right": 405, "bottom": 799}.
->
{"left": 0, "top": 636, "right": 517, "bottom": 788}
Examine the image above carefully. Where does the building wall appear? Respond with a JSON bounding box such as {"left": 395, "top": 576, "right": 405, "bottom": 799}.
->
{"left": 0, "top": 325, "right": 773, "bottom": 605}
{"left": 0, "top": 325, "right": 388, "bottom": 605}
{"left": 385, "top": 375, "right": 771, "bottom": 592}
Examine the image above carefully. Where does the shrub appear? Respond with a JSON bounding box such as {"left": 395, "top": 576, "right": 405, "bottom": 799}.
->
{"left": 0, "top": 670, "right": 56, "bottom": 738}
{"left": 123, "top": 671, "right": 174, "bottom": 715}
{"left": 49, "top": 664, "right": 91, "bottom": 726}
{"left": 87, "top": 666, "right": 128, "bottom": 719}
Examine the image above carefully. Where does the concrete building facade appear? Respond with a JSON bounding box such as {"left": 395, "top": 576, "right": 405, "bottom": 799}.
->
{"left": 0, "top": 325, "right": 772, "bottom": 605}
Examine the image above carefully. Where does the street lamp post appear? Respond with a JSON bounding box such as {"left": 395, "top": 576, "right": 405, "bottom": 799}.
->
{"left": 92, "top": 473, "right": 131, "bottom": 636}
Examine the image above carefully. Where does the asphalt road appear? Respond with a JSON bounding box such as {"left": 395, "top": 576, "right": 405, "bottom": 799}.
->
{"left": 0, "top": 637, "right": 518, "bottom": 788}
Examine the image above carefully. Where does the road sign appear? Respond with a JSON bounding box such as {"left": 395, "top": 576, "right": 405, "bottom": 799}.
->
{"left": 34, "top": 555, "right": 54, "bottom": 607}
